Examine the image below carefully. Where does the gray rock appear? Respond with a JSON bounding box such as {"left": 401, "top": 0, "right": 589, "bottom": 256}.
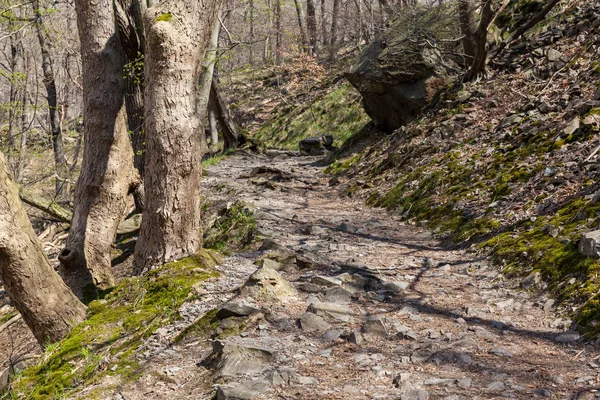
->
{"left": 400, "top": 387, "right": 430, "bottom": 400}
{"left": 258, "top": 258, "right": 283, "bottom": 271}
{"left": 241, "top": 267, "right": 298, "bottom": 302}
{"left": 216, "top": 303, "right": 260, "bottom": 319}
{"left": 324, "top": 286, "right": 352, "bottom": 304}
{"left": 296, "top": 283, "right": 325, "bottom": 293}
{"left": 457, "top": 378, "right": 472, "bottom": 389}
{"left": 346, "top": 7, "right": 458, "bottom": 132}
{"left": 299, "top": 136, "right": 334, "bottom": 155}
{"left": 363, "top": 316, "right": 388, "bottom": 337}
{"left": 216, "top": 380, "right": 270, "bottom": 400}
{"left": 322, "top": 329, "right": 342, "bottom": 341}
{"left": 338, "top": 222, "right": 359, "bottom": 233}
{"left": 579, "top": 230, "right": 600, "bottom": 258}
{"left": 534, "top": 388, "right": 552, "bottom": 398}
{"left": 210, "top": 340, "right": 277, "bottom": 381}
{"left": 423, "top": 378, "right": 455, "bottom": 386}
{"left": 555, "top": 331, "right": 580, "bottom": 343}
{"left": 307, "top": 301, "right": 353, "bottom": 322}
{"left": 384, "top": 281, "right": 410, "bottom": 292}
{"left": 547, "top": 48, "right": 563, "bottom": 62}
{"left": 296, "top": 375, "right": 319, "bottom": 385}
{"left": 298, "top": 312, "right": 331, "bottom": 333}
{"left": 521, "top": 272, "right": 542, "bottom": 290}
{"left": 489, "top": 348, "right": 513, "bottom": 358}
{"left": 349, "top": 329, "right": 364, "bottom": 345}
{"left": 312, "top": 275, "right": 343, "bottom": 288}
{"left": 564, "top": 117, "right": 580, "bottom": 135}
{"left": 487, "top": 381, "right": 505, "bottom": 391}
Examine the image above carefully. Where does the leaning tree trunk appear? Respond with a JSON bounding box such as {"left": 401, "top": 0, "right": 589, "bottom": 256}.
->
{"left": 33, "top": 0, "right": 69, "bottom": 199}
{"left": 59, "top": 0, "right": 139, "bottom": 300}
{"left": 0, "top": 152, "right": 86, "bottom": 345}
{"left": 209, "top": 76, "right": 246, "bottom": 150}
{"left": 464, "top": 0, "right": 494, "bottom": 81}
{"left": 133, "top": 0, "right": 220, "bottom": 273}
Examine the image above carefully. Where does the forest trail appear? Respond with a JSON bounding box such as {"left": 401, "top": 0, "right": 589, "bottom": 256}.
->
{"left": 109, "top": 151, "right": 598, "bottom": 399}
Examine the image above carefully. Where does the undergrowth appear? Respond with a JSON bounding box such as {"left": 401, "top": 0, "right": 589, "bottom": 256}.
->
{"left": 253, "top": 82, "right": 369, "bottom": 150}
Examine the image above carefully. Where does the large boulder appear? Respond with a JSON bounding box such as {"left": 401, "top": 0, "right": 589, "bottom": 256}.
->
{"left": 346, "top": 6, "right": 459, "bottom": 132}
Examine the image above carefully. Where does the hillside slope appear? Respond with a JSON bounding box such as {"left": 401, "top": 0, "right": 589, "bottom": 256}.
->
{"left": 331, "top": 0, "right": 600, "bottom": 333}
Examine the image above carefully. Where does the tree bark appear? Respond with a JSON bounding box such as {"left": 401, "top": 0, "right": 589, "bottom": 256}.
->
{"left": 249, "top": 0, "right": 255, "bottom": 65}
{"left": 329, "top": 0, "right": 341, "bottom": 60}
{"left": 306, "top": 0, "right": 318, "bottom": 54}
{"left": 208, "top": 105, "right": 219, "bottom": 147}
{"left": 33, "top": 0, "right": 69, "bottom": 199}
{"left": 133, "top": 0, "right": 220, "bottom": 273}
{"left": 274, "top": 0, "right": 282, "bottom": 64}
{"left": 209, "top": 77, "right": 246, "bottom": 150}
{"left": 293, "top": 0, "right": 308, "bottom": 50}
{"left": 319, "top": 0, "right": 329, "bottom": 49}
{"left": 59, "top": 0, "right": 139, "bottom": 299}
{"left": 458, "top": 0, "right": 476, "bottom": 66}
{"left": 464, "top": 0, "right": 494, "bottom": 81}
{"left": 198, "top": 12, "right": 222, "bottom": 121}
{"left": 0, "top": 152, "right": 86, "bottom": 345}
{"left": 116, "top": 0, "right": 146, "bottom": 179}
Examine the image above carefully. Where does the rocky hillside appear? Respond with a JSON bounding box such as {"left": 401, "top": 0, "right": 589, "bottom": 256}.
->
{"left": 329, "top": 0, "right": 600, "bottom": 334}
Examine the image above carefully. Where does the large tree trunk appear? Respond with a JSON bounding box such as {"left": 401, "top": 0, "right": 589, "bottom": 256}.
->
{"left": 33, "top": 0, "right": 70, "bottom": 199}
{"left": 458, "top": 0, "right": 476, "bottom": 66}
{"left": 0, "top": 152, "right": 86, "bottom": 345}
{"left": 293, "top": 0, "right": 308, "bottom": 50}
{"left": 133, "top": 0, "right": 220, "bottom": 273}
{"left": 306, "top": 0, "right": 318, "bottom": 54}
{"left": 59, "top": 0, "right": 139, "bottom": 299}
{"left": 209, "top": 77, "right": 246, "bottom": 150}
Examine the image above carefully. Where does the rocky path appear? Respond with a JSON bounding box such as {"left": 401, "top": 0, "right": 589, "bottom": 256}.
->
{"left": 116, "top": 151, "right": 598, "bottom": 400}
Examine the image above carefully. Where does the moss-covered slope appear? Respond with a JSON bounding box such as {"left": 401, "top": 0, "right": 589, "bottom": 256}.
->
{"left": 5, "top": 250, "right": 221, "bottom": 400}
{"left": 335, "top": 0, "right": 600, "bottom": 334}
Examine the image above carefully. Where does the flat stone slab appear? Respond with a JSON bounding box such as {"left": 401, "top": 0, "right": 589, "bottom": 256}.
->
{"left": 307, "top": 301, "right": 353, "bottom": 322}
{"left": 216, "top": 380, "right": 270, "bottom": 400}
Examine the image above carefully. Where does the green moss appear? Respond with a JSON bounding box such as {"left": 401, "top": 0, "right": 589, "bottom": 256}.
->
{"left": 324, "top": 154, "right": 361, "bottom": 174}
{"left": 0, "top": 310, "right": 16, "bottom": 325}
{"left": 7, "top": 250, "right": 221, "bottom": 399}
{"left": 204, "top": 201, "right": 256, "bottom": 253}
{"left": 155, "top": 13, "right": 173, "bottom": 23}
{"left": 253, "top": 82, "right": 369, "bottom": 150}
{"left": 481, "top": 198, "right": 600, "bottom": 335}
